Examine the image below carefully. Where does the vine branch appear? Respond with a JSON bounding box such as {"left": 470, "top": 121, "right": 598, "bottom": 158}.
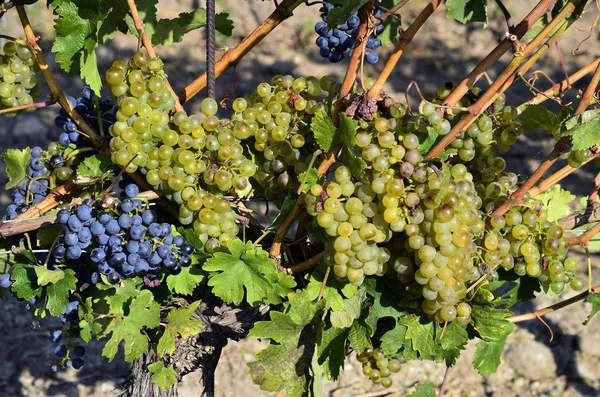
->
{"left": 518, "top": 58, "right": 600, "bottom": 110}
{"left": 366, "top": 0, "right": 442, "bottom": 100}
{"left": 493, "top": 55, "right": 600, "bottom": 217}
{"left": 15, "top": 4, "right": 103, "bottom": 148}
{"left": 125, "top": 0, "right": 184, "bottom": 113}
{"left": 0, "top": 98, "right": 56, "bottom": 114}
{"left": 507, "top": 284, "right": 600, "bottom": 323}
{"left": 178, "top": 0, "right": 305, "bottom": 103}
{"left": 426, "top": 0, "right": 581, "bottom": 160}
{"left": 439, "top": 0, "right": 557, "bottom": 109}
{"left": 528, "top": 152, "right": 600, "bottom": 197}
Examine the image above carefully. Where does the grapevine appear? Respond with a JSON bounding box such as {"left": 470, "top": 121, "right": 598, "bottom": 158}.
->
{"left": 0, "top": 1, "right": 599, "bottom": 397}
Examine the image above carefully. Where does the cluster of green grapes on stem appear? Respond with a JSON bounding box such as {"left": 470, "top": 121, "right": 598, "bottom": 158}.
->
{"left": 105, "top": 51, "right": 331, "bottom": 252}
{"left": 302, "top": 84, "right": 583, "bottom": 388}
{"left": 0, "top": 41, "right": 39, "bottom": 116}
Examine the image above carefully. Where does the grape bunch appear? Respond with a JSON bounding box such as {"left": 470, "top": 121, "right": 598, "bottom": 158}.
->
{"left": 357, "top": 348, "right": 404, "bottom": 389}
{"left": 314, "top": 1, "right": 384, "bottom": 64}
{"left": 105, "top": 52, "right": 175, "bottom": 173}
{"left": 55, "top": 86, "right": 117, "bottom": 147}
{"left": 244, "top": 74, "right": 328, "bottom": 199}
{"left": 48, "top": 299, "right": 85, "bottom": 371}
{"left": 52, "top": 183, "right": 195, "bottom": 284}
{"left": 3, "top": 146, "right": 49, "bottom": 220}
{"left": 0, "top": 41, "right": 39, "bottom": 116}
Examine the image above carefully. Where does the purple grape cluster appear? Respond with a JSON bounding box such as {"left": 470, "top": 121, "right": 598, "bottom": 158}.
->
{"left": 48, "top": 299, "right": 85, "bottom": 371}
{"left": 314, "top": 1, "right": 384, "bottom": 64}
{"left": 55, "top": 86, "right": 116, "bottom": 147}
{"left": 3, "top": 146, "right": 49, "bottom": 220}
{"left": 52, "top": 184, "right": 195, "bottom": 284}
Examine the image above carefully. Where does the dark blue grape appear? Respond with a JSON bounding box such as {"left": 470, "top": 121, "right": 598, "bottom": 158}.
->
{"left": 90, "top": 221, "right": 105, "bottom": 236}
{"left": 157, "top": 245, "right": 171, "bottom": 259}
{"left": 180, "top": 244, "right": 194, "bottom": 256}
{"left": 64, "top": 233, "right": 79, "bottom": 246}
{"left": 0, "top": 273, "right": 13, "bottom": 289}
{"left": 141, "top": 210, "right": 156, "bottom": 225}
{"left": 110, "top": 252, "right": 126, "bottom": 267}
{"left": 76, "top": 205, "right": 93, "bottom": 221}
{"left": 105, "top": 220, "right": 121, "bottom": 235}
{"left": 48, "top": 330, "right": 62, "bottom": 343}
{"left": 66, "top": 245, "right": 82, "bottom": 260}
{"left": 90, "top": 248, "right": 106, "bottom": 263}
{"left": 96, "top": 233, "right": 109, "bottom": 246}
{"left": 54, "top": 345, "right": 67, "bottom": 358}
{"left": 118, "top": 213, "right": 133, "bottom": 229}
{"left": 67, "top": 215, "right": 83, "bottom": 232}
{"left": 72, "top": 345, "right": 85, "bottom": 357}
{"left": 124, "top": 183, "right": 139, "bottom": 198}
{"left": 107, "top": 271, "right": 121, "bottom": 284}
{"left": 98, "top": 212, "right": 112, "bottom": 225}
{"left": 78, "top": 228, "right": 92, "bottom": 243}
{"left": 179, "top": 255, "right": 191, "bottom": 267}
{"left": 120, "top": 199, "right": 134, "bottom": 213}
{"left": 132, "top": 214, "right": 143, "bottom": 226}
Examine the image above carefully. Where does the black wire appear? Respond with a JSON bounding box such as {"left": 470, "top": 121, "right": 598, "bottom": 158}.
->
{"left": 206, "top": 0, "right": 216, "bottom": 99}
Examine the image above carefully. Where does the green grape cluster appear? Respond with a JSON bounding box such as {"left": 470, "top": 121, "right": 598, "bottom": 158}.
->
{"left": 304, "top": 88, "right": 584, "bottom": 324}
{"left": 243, "top": 75, "right": 330, "bottom": 199}
{"left": 356, "top": 348, "right": 404, "bottom": 388}
{"left": 105, "top": 51, "right": 175, "bottom": 173}
{"left": 0, "top": 41, "right": 39, "bottom": 116}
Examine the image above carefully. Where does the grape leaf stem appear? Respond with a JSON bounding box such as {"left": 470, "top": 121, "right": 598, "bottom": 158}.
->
{"left": 493, "top": 58, "right": 600, "bottom": 217}
{"left": 178, "top": 0, "right": 305, "bottom": 103}
{"left": 517, "top": 58, "right": 600, "bottom": 110}
{"left": 426, "top": 0, "right": 582, "bottom": 160}
{"left": 125, "top": 0, "right": 184, "bottom": 113}
{"left": 507, "top": 284, "right": 600, "bottom": 323}
{"left": 366, "top": 0, "right": 442, "bottom": 101}
{"left": 15, "top": 4, "right": 103, "bottom": 148}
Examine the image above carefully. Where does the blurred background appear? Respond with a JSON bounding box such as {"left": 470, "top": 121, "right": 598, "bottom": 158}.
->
{"left": 0, "top": 0, "right": 599, "bottom": 396}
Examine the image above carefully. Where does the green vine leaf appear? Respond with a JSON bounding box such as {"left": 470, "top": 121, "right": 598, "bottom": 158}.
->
{"left": 51, "top": 1, "right": 128, "bottom": 93}
{"left": 204, "top": 240, "right": 296, "bottom": 306}
{"left": 583, "top": 293, "right": 600, "bottom": 325}
{"left": 125, "top": 0, "right": 233, "bottom": 46}
{"left": 471, "top": 304, "right": 515, "bottom": 342}
{"left": 406, "top": 381, "right": 436, "bottom": 397}
{"left": 102, "top": 290, "right": 160, "bottom": 362}
{"left": 157, "top": 301, "right": 203, "bottom": 357}
{"left": 166, "top": 264, "right": 206, "bottom": 295}
{"left": 400, "top": 314, "right": 436, "bottom": 358}
{"left": 248, "top": 290, "right": 324, "bottom": 396}
{"left": 148, "top": 361, "right": 178, "bottom": 389}
{"left": 380, "top": 326, "right": 406, "bottom": 355}
{"left": 44, "top": 269, "right": 77, "bottom": 316}
{"left": 446, "top": 0, "right": 488, "bottom": 24}
{"left": 534, "top": 185, "right": 575, "bottom": 222}
{"left": 520, "top": 104, "right": 560, "bottom": 135}
{"left": 340, "top": 147, "right": 367, "bottom": 178}
{"left": 305, "top": 265, "right": 357, "bottom": 312}
{"left": 10, "top": 263, "right": 41, "bottom": 301}
{"left": 76, "top": 154, "right": 114, "bottom": 179}
{"left": 317, "top": 325, "right": 348, "bottom": 380}
{"left": 473, "top": 334, "right": 509, "bottom": 375}
{"left": 312, "top": 108, "right": 337, "bottom": 152}
{"left": 559, "top": 109, "right": 600, "bottom": 150}
{"left": 1, "top": 147, "right": 31, "bottom": 189}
